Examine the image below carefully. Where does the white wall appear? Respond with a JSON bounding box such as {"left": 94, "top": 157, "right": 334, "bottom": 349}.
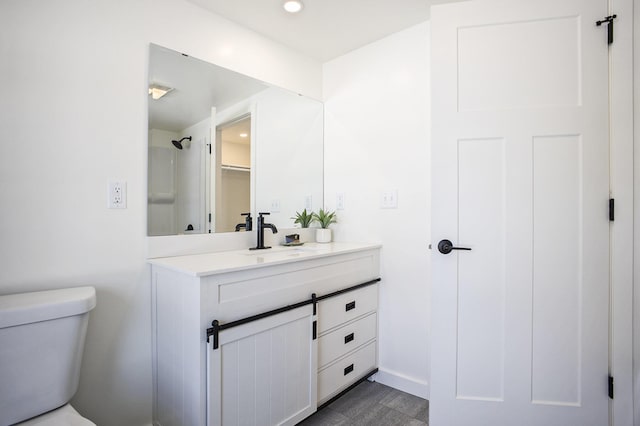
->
{"left": 222, "top": 141, "right": 250, "bottom": 168}
{"left": 0, "top": 0, "right": 322, "bottom": 425}
{"left": 219, "top": 169, "right": 251, "bottom": 232}
{"left": 323, "top": 22, "right": 431, "bottom": 398}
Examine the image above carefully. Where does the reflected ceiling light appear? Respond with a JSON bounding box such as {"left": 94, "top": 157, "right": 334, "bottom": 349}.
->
{"left": 239, "top": 133, "right": 248, "bottom": 138}
{"left": 283, "top": 0, "right": 303, "bottom": 13}
{"left": 148, "top": 84, "right": 173, "bottom": 100}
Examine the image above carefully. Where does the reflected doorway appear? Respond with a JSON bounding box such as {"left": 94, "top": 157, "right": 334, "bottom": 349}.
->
{"left": 214, "top": 115, "right": 252, "bottom": 233}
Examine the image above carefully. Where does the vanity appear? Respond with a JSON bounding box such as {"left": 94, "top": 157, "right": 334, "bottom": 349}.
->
{"left": 149, "top": 242, "right": 381, "bottom": 426}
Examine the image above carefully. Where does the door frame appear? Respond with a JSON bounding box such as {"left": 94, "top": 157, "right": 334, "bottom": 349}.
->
{"left": 609, "top": 0, "right": 634, "bottom": 425}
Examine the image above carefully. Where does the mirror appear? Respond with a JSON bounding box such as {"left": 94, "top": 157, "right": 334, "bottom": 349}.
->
{"left": 147, "top": 44, "right": 324, "bottom": 236}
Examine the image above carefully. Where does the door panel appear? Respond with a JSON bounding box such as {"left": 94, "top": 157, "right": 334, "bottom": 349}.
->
{"left": 531, "top": 135, "right": 582, "bottom": 406}
{"left": 457, "top": 16, "right": 581, "bottom": 111}
{"left": 431, "top": 0, "right": 609, "bottom": 424}
{"left": 457, "top": 138, "right": 506, "bottom": 401}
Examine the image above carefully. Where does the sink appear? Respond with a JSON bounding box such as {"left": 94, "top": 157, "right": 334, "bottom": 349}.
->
{"left": 243, "top": 245, "right": 325, "bottom": 257}
{"left": 244, "top": 247, "right": 302, "bottom": 257}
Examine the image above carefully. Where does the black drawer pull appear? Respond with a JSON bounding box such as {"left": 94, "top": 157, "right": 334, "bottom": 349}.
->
{"left": 345, "top": 301, "right": 356, "bottom": 311}
{"left": 344, "top": 333, "right": 354, "bottom": 344}
{"left": 344, "top": 364, "right": 354, "bottom": 375}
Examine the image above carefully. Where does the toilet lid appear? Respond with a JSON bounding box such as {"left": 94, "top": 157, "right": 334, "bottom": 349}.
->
{"left": 16, "top": 404, "right": 95, "bottom": 426}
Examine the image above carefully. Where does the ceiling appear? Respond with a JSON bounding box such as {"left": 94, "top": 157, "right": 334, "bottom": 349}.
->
{"left": 187, "top": 0, "right": 457, "bottom": 62}
{"left": 148, "top": 44, "right": 268, "bottom": 132}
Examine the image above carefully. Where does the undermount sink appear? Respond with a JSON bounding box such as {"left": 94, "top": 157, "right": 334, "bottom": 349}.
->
{"left": 243, "top": 245, "right": 324, "bottom": 257}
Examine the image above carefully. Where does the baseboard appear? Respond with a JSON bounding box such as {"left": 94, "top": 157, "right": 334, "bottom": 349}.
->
{"left": 372, "top": 368, "right": 430, "bottom": 400}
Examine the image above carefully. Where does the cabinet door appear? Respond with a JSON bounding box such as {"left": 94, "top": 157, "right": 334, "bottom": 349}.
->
{"left": 207, "top": 305, "right": 317, "bottom": 426}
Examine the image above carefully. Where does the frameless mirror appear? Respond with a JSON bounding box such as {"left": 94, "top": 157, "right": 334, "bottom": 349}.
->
{"left": 147, "top": 44, "right": 324, "bottom": 236}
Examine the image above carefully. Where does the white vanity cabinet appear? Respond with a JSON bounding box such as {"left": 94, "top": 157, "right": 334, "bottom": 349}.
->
{"left": 150, "top": 243, "right": 380, "bottom": 426}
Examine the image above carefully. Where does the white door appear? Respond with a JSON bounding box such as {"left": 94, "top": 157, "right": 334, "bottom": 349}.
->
{"left": 430, "top": 0, "right": 610, "bottom": 425}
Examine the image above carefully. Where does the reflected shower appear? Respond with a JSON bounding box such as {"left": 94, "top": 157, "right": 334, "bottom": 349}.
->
{"left": 172, "top": 136, "right": 192, "bottom": 150}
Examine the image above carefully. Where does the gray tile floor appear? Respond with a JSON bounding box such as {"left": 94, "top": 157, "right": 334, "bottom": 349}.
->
{"left": 299, "top": 381, "right": 429, "bottom": 426}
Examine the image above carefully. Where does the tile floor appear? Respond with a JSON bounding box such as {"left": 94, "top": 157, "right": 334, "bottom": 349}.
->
{"left": 298, "top": 381, "right": 429, "bottom": 426}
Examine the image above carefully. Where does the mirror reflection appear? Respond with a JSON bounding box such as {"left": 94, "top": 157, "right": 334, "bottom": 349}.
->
{"left": 215, "top": 115, "right": 251, "bottom": 233}
{"left": 147, "top": 44, "right": 323, "bottom": 236}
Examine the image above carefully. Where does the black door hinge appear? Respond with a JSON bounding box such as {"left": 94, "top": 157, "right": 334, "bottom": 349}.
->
{"left": 208, "top": 213, "right": 212, "bottom": 223}
{"left": 608, "top": 375, "right": 614, "bottom": 399}
{"left": 609, "top": 198, "right": 615, "bottom": 221}
{"left": 596, "top": 15, "right": 617, "bottom": 44}
{"left": 209, "top": 144, "right": 212, "bottom": 154}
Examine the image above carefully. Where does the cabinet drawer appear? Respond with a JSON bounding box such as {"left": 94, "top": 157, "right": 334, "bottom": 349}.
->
{"left": 318, "top": 313, "right": 377, "bottom": 368}
{"left": 318, "top": 284, "right": 378, "bottom": 334}
{"left": 318, "top": 340, "right": 377, "bottom": 404}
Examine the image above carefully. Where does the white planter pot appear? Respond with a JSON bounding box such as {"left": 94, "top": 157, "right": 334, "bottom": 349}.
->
{"left": 316, "top": 228, "right": 332, "bottom": 243}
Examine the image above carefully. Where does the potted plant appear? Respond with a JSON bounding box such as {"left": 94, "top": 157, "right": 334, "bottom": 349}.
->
{"left": 291, "top": 209, "right": 313, "bottom": 228}
{"left": 313, "top": 208, "right": 337, "bottom": 243}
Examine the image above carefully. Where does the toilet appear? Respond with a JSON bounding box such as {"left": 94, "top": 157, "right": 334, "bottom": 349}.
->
{"left": 0, "top": 287, "right": 96, "bottom": 425}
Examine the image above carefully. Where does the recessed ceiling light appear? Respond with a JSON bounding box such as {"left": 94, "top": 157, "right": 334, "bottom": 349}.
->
{"left": 239, "top": 133, "right": 248, "bottom": 138}
{"left": 148, "top": 84, "right": 173, "bottom": 100}
{"left": 283, "top": 0, "right": 303, "bottom": 13}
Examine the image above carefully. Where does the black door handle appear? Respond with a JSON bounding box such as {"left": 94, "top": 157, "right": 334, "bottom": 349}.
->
{"left": 438, "top": 239, "right": 471, "bottom": 254}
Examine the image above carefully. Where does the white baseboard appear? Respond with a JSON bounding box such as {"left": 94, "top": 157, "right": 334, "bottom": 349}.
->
{"left": 372, "top": 368, "right": 430, "bottom": 400}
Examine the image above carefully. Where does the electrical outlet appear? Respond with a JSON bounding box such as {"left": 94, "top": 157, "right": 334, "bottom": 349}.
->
{"left": 271, "top": 199, "right": 281, "bottom": 212}
{"left": 304, "top": 195, "right": 313, "bottom": 211}
{"left": 381, "top": 189, "right": 398, "bottom": 209}
{"left": 336, "top": 193, "right": 345, "bottom": 210}
{"left": 108, "top": 181, "right": 127, "bottom": 209}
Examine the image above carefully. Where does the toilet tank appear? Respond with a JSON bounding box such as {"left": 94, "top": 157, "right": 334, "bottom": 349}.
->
{"left": 0, "top": 287, "right": 96, "bottom": 425}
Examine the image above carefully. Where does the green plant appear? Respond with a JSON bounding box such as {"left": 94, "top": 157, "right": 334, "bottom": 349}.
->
{"left": 313, "top": 208, "right": 337, "bottom": 229}
{"left": 291, "top": 208, "right": 314, "bottom": 228}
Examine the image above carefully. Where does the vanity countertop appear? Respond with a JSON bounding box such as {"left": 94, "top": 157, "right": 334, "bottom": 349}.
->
{"left": 148, "top": 242, "right": 381, "bottom": 277}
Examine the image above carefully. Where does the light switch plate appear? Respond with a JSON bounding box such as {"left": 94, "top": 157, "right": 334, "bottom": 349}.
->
{"left": 381, "top": 189, "right": 398, "bottom": 209}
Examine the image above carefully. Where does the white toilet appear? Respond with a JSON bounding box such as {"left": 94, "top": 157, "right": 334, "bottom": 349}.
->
{"left": 0, "top": 287, "right": 96, "bottom": 426}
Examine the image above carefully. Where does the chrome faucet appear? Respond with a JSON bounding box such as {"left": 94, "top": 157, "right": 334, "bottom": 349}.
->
{"left": 235, "top": 212, "right": 252, "bottom": 232}
{"left": 250, "top": 212, "right": 278, "bottom": 250}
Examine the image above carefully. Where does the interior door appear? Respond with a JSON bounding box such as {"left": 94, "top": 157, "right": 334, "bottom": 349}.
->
{"left": 430, "top": 0, "right": 610, "bottom": 425}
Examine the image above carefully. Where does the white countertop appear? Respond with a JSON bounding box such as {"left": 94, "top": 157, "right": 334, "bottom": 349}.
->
{"left": 148, "top": 242, "right": 381, "bottom": 276}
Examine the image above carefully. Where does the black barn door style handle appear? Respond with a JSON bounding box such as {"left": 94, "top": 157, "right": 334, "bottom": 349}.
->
{"left": 438, "top": 239, "right": 472, "bottom": 254}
